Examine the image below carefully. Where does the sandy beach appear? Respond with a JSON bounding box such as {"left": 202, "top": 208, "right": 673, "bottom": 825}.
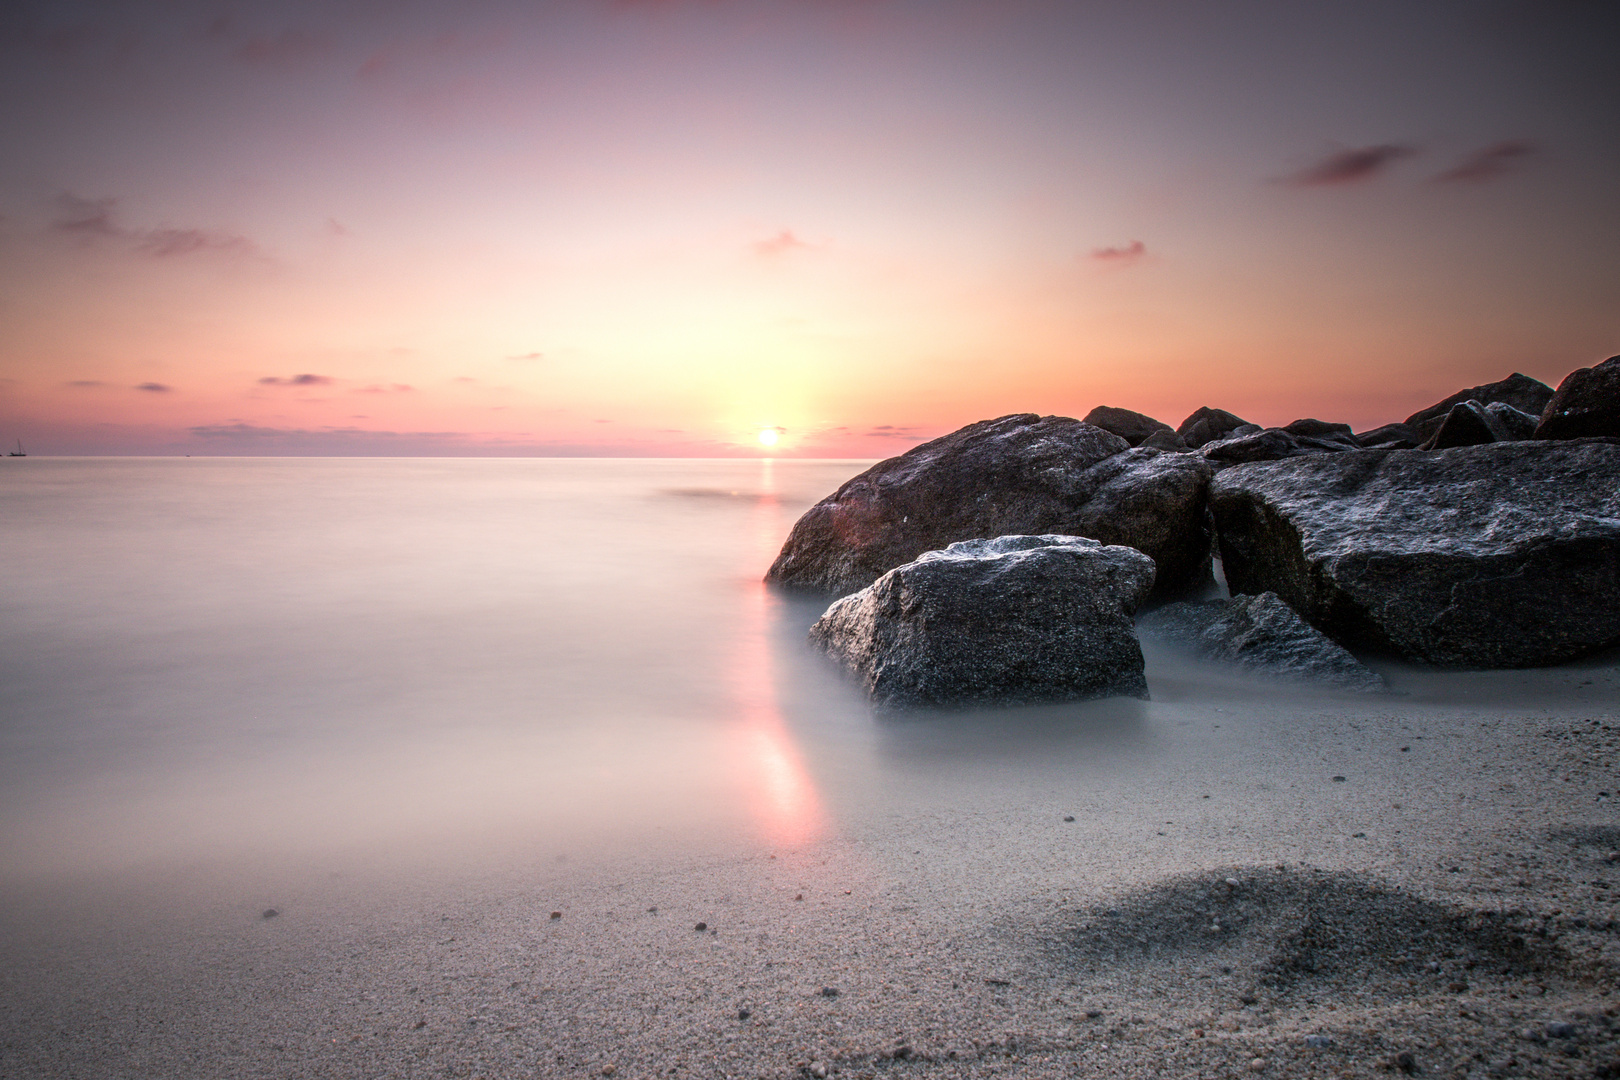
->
{"left": 3, "top": 644, "right": 1616, "bottom": 1080}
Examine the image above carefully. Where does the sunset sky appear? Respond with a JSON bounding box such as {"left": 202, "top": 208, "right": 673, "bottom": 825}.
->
{"left": 1, "top": 0, "right": 1616, "bottom": 456}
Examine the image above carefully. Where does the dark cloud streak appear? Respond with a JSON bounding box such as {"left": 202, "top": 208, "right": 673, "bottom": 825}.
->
{"left": 50, "top": 192, "right": 258, "bottom": 258}
{"left": 259, "top": 374, "right": 334, "bottom": 386}
{"left": 1433, "top": 141, "right": 1535, "bottom": 183}
{"left": 1284, "top": 144, "right": 1416, "bottom": 186}
{"left": 1092, "top": 240, "right": 1146, "bottom": 263}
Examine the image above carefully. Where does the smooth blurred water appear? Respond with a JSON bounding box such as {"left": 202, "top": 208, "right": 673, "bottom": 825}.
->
{"left": 0, "top": 457, "right": 882, "bottom": 880}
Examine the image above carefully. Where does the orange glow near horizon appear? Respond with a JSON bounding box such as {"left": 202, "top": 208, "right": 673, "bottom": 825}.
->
{"left": 0, "top": 3, "right": 1614, "bottom": 456}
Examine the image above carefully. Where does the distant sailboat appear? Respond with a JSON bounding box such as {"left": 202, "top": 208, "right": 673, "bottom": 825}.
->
{"left": 8, "top": 439, "right": 24, "bottom": 457}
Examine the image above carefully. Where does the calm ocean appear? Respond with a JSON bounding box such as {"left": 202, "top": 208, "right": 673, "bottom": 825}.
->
{"left": 0, "top": 457, "right": 906, "bottom": 881}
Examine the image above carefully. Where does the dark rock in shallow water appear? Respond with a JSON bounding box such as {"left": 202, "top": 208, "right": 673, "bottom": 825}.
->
{"left": 1138, "top": 592, "right": 1385, "bottom": 691}
{"left": 1403, "top": 372, "right": 1554, "bottom": 441}
{"left": 1082, "top": 405, "right": 1176, "bottom": 447}
{"left": 809, "top": 535, "right": 1155, "bottom": 709}
{"left": 1536, "top": 355, "right": 1620, "bottom": 440}
{"left": 765, "top": 414, "right": 1213, "bottom": 600}
{"left": 1177, "top": 407, "right": 1251, "bottom": 449}
{"left": 1209, "top": 440, "right": 1620, "bottom": 667}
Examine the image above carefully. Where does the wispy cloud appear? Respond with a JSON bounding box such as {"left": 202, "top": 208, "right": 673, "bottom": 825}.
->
{"left": 1091, "top": 240, "right": 1146, "bottom": 263}
{"left": 140, "top": 228, "right": 255, "bottom": 257}
{"left": 232, "top": 29, "right": 330, "bottom": 67}
{"left": 259, "top": 374, "right": 334, "bottom": 386}
{"left": 753, "top": 229, "right": 813, "bottom": 257}
{"left": 356, "top": 383, "right": 415, "bottom": 394}
{"left": 65, "top": 379, "right": 104, "bottom": 388}
{"left": 865, "top": 425, "right": 926, "bottom": 440}
{"left": 50, "top": 192, "right": 259, "bottom": 258}
{"left": 1433, "top": 140, "right": 1535, "bottom": 183}
{"left": 135, "top": 382, "right": 172, "bottom": 393}
{"left": 52, "top": 194, "right": 118, "bottom": 235}
{"left": 507, "top": 351, "right": 545, "bottom": 361}
{"left": 1284, "top": 144, "right": 1416, "bottom": 186}
{"left": 188, "top": 423, "right": 465, "bottom": 444}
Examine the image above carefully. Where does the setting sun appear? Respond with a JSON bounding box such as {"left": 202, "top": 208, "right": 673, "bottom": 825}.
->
{"left": 757, "top": 427, "right": 780, "bottom": 447}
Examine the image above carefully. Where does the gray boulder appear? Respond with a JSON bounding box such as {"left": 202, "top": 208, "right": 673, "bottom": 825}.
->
{"left": 1536, "top": 355, "right": 1620, "bottom": 440}
{"left": 1138, "top": 592, "right": 1385, "bottom": 692}
{"left": 809, "top": 535, "right": 1155, "bottom": 709}
{"left": 1178, "top": 407, "right": 1251, "bottom": 449}
{"left": 766, "top": 414, "right": 1213, "bottom": 600}
{"left": 1209, "top": 440, "right": 1620, "bottom": 667}
{"left": 1403, "top": 372, "right": 1554, "bottom": 442}
{"left": 1140, "top": 427, "right": 1190, "bottom": 451}
{"left": 1083, "top": 405, "right": 1177, "bottom": 447}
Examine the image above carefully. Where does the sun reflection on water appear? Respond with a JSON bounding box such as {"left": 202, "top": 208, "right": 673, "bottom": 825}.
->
{"left": 727, "top": 458, "right": 828, "bottom": 848}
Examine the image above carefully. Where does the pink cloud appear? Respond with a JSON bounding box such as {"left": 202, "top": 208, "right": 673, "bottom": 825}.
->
{"left": 1091, "top": 240, "right": 1146, "bottom": 263}
{"left": 753, "top": 229, "right": 813, "bottom": 257}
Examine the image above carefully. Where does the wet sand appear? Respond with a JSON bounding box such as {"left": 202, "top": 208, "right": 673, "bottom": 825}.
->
{"left": 2, "top": 652, "right": 1618, "bottom": 1079}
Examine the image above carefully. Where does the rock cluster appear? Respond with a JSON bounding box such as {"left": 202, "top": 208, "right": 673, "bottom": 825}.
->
{"left": 772, "top": 353, "right": 1620, "bottom": 702}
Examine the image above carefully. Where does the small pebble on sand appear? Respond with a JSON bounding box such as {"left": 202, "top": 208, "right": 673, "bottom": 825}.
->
{"left": 261, "top": 909, "right": 278, "bottom": 920}
{"left": 1332, "top": 775, "right": 1347, "bottom": 782}
{"left": 820, "top": 986, "right": 840, "bottom": 997}
{"left": 549, "top": 911, "right": 562, "bottom": 920}
{"left": 694, "top": 921, "right": 707, "bottom": 931}
{"left": 1063, "top": 815, "right": 1075, "bottom": 822}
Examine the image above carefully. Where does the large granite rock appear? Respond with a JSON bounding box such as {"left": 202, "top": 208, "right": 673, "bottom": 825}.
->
{"left": 809, "top": 535, "right": 1156, "bottom": 709}
{"left": 1403, "top": 372, "right": 1554, "bottom": 441}
{"left": 1137, "top": 592, "right": 1385, "bottom": 692}
{"left": 1210, "top": 440, "right": 1620, "bottom": 667}
{"left": 766, "top": 414, "right": 1213, "bottom": 599}
{"left": 1083, "top": 405, "right": 1178, "bottom": 447}
{"left": 1536, "top": 355, "right": 1620, "bottom": 440}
